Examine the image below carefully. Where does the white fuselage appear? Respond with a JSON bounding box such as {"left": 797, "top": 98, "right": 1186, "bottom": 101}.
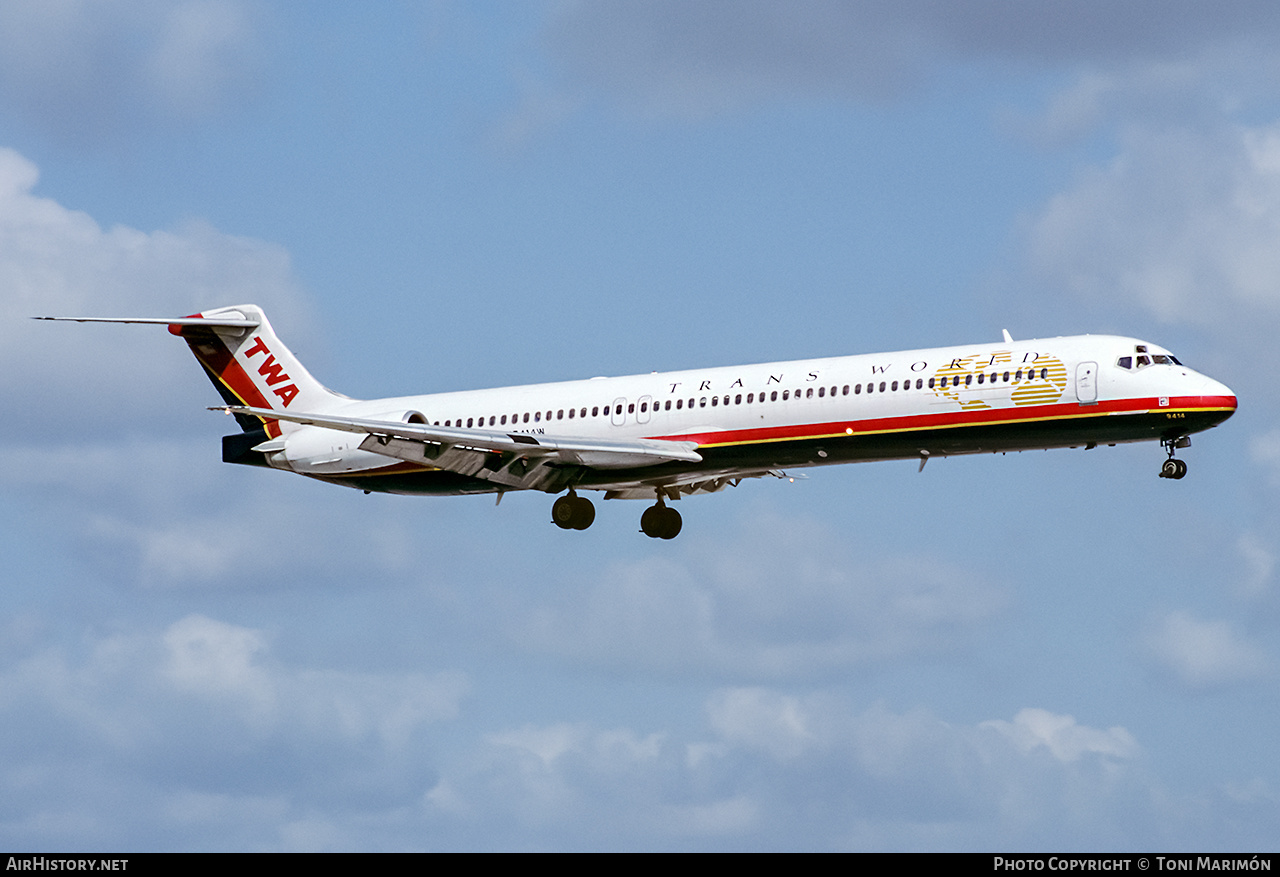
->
{"left": 272, "top": 333, "right": 1235, "bottom": 489}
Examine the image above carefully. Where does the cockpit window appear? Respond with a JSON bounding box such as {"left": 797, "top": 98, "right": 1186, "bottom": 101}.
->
{"left": 1122, "top": 346, "right": 1183, "bottom": 369}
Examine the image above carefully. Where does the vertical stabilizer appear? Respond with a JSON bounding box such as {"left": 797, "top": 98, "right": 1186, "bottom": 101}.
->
{"left": 171, "top": 305, "right": 345, "bottom": 437}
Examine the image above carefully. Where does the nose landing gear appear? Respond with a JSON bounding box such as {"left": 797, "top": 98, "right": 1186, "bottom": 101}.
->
{"left": 1159, "top": 437, "right": 1190, "bottom": 480}
{"left": 640, "top": 497, "right": 682, "bottom": 540}
{"left": 552, "top": 491, "right": 596, "bottom": 530}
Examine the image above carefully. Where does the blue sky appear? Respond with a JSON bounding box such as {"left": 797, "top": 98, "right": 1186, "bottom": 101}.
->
{"left": 1, "top": 1, "right": 1278, "bottom": 851}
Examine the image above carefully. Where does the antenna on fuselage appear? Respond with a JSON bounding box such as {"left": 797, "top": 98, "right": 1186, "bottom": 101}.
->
{"left": 1002, "top": 329, "right": 1014, "bottom": 343}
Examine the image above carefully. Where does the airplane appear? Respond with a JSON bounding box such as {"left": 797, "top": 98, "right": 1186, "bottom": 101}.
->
{"left": 38, "top": 304, "right": 1237, "bottom": 538}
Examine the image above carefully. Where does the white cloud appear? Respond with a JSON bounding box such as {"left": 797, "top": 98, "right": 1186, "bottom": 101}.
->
{"left": 0, "top": 147, "right": 310, "bottom": 432}
{"left": 705, "top": 687, "right": 815, "bottom": 761}
{"left": 422, "top": 692, "right": 1160, "bottom": 850}
{"left": 981, "top": 708, "right": 1138, "bottom": 763}
{"left": 514, "top": 509, "right": 1005, "bottom": 680}
{"left": 1028, "top": 122, "right": 1280, "bottom": 331}
{"left": 1142, "top": 611, "right": 1271, "bottom": 689}
{"left": 0, "top": 613, "right": 469, "bottom": 848}
{"left": 163, "top": 614, "right": 275, "bottom": 719}
{"left": 2, "top": 614, "right": 467, "bottom": 748}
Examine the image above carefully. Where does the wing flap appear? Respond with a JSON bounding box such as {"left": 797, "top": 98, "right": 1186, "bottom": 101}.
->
{"left": 213, "top": 405, "right": 703, "bottom": 482}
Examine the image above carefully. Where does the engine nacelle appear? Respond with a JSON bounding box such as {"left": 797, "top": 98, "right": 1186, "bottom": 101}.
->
{"left": 359, "top": 410, "right": 428, "bottom": 425}
{"left": 278, "top": 409, "right": 426, "bottom": 475}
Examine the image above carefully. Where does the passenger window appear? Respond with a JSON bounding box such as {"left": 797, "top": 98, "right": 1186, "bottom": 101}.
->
{"left": 818, "top": 387, "right": 825, "bottom": 397}
{"left": 879, "top": 382, "right": 886, "bottom": 392}
{"left": 534, "top": 413, "right": 540, "bottom": 422}
{"left": 664, "top": 401, "right": 671, "bottom": 410}
{"left": 735, "top": 394, "right": 742, "bottom": 404}
{"left": 711, "top": 396, "right": 718, "bottom": 406}
{"left": 568, "top": 408, "right": 575, "bottom": 419}
{"left": 466, "top": 418, "right": 473, "bottom": 427}
{"left": 747, "top": 393, "right": 754, "bottom": 403}
{"left": 916, "top": 378, "right": 923, "bottom": 389}
{"left": 964, "top": 375, "right": 972, "bottom": 386}
{"left": 928, "top": 378, "right": 935, "bottom": 389}
{"left": 676, "top": 399, "right": 683, "bottom": 409}
{"left": 1002, "top": 372, "right": 1009, "bottom": 382}
{"left": 640, "top": 402, "right": 648, "bottom": 412}
{"left": 627, "top": 403, "right": 634, "bottom": 414}
{"left": 782, "top": 390, "right": 790, "bottom": 400}
{"left": 806, "top": 388, "right": 813, "bottom": 398}
{"left": 770, "top": 391, "right": 778, "bottom": 401}
{"left": 699, "top": 397, "right": 706, "bottom": 407}
{"left": 842, "top": 385, "right": 849, "bottom": 395}
{"left": 891, "top": 380, "right": 899, "bottom": 391}
{"left": 866, "top": 383, "right": 873, "bottom": 394}
{"left": 977, "top": 374, "right": 984, "bottom": 385}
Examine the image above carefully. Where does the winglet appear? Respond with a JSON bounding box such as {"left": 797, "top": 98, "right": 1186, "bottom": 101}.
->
{"left": 1002, "top": 329, "right": 1014, "bottom": 343}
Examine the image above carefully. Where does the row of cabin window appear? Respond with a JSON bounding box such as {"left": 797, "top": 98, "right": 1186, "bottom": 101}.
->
{"left": 433, "top": 368, "right": 1053, "bottom": 429}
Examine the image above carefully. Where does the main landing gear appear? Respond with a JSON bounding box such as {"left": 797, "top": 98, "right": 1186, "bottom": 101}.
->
{"left": 551, "top": 490, "right": 682, "bottom": 538}
{"left": 640, "top": 498, "right": 682, "bottom": 540}
{"left": 552, "top": 490, "right": 595, "bottom": 530}
{"left": 1159, "top": 436, "right": 1190, "bottom": 480}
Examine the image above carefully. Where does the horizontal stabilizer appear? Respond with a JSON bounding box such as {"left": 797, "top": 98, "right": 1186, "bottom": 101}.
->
{"left": 33, "top": 315, "right": 260, "bottom": 328}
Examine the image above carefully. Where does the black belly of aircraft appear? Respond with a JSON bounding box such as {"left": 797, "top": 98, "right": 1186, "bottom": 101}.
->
{"left": 272, "top": 406, "right": 1230, "bottom": 497}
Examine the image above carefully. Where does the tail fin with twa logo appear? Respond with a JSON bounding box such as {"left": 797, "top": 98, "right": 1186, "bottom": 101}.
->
{"left": 167, "top": 305, "right": 346, "bottom": 438}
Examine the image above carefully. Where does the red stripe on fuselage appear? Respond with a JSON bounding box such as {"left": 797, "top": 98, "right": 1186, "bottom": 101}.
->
{"left": 650, "top": 395, "right": 1237, "bottom": 448}
{"left": 178, "top": 316, "right": 283, "bottom": 438}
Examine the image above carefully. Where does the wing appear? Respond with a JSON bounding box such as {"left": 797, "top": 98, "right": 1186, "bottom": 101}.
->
{"left": 213, "top": 404, "right": 703, "bottom": 492}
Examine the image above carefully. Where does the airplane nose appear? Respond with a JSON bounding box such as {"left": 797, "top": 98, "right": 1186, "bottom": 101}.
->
{"left": 1199, "top": 375, "right": 1237, "bottom": 421}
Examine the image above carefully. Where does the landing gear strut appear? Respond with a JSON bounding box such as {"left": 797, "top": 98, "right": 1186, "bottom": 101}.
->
{"left": 552, "top": 490, "right": 595, "bottom": 530}
{"left": 640, "top": 497, "right": 682, "bottom": 540}
{"left": 1159, "top": 437, "right": 1189, "bottom": 480}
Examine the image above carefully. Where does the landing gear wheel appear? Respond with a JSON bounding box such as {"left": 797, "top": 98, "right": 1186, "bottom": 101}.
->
{"left": 552, "top": 494, "right": 596, "bottom": 530}
{"left": 1159, "top": 458, "right": 1187, "bottom": 480}
{"left": 659, "top": 507, "right": 681, "bottom": 539}
{"left": 552, "top": 496, "right": 577, "bottom": 529}
{"left": 570, "top": 496, "right": 595, "bottom": 530}
{"left": 640, "top": 504, "right": 682, "bottom": 539}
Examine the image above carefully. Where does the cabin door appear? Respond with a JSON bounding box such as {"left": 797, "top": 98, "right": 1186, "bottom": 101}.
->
{"left": 1076, "top": 361, "right": 1098, "bottom": 404}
